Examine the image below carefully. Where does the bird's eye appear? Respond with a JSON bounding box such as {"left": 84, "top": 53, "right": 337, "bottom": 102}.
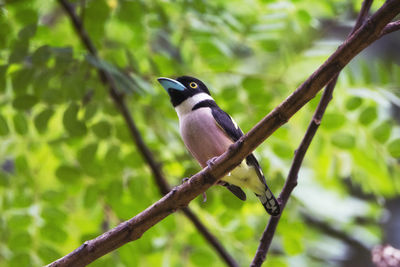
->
{"left": 189, "top": 82, "right": 198, "bottom": 88}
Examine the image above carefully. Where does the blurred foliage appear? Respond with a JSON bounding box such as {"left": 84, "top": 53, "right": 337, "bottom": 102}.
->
{"left": 0, "top": 0, "right": 399, "bottom": 266}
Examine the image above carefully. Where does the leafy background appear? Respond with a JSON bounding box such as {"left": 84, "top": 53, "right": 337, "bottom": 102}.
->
{"left": 0, "top": 0, "right": 399, "bottom": 266}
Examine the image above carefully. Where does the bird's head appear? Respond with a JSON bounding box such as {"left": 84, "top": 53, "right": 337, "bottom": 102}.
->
{"left": 158, "top": 76, "right": 211, "bottom": 107}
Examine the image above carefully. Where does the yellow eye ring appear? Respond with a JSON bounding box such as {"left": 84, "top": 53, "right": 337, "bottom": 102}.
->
{"left": 189, "top": 82, "right": 198, "bottom": 88}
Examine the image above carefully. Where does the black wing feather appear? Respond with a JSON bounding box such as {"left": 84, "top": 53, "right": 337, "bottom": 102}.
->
{"left": 219, "top": 182, "right": 247, "bottom": 201}
{"left": 211, "top": 107, "right": 243, "bottom": 142}
{"left": 211, "top": 107, "right": 267, "bottom": 186}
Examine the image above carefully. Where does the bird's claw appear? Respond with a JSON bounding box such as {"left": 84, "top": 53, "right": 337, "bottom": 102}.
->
{"left": 181, "top": 177, "right": 190, "bottom": 184}
{"left": 206, "top": 157, "right": 219, "bottom": 168}
{"left": 202, "top": 192, "right": 207, "bottom": 203}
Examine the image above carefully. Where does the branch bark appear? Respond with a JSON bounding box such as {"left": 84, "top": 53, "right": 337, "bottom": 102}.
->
{"left": 381, "top": 20, "right": 400, "bottom": 36}
{"left": 250, "top": 1, "right": 375, "bottom": 265}
{"left": 50, "top": 0, "right": 400, "bottom": 266}
{"left": 57, "top": 0, "right": 238, "bottom": 266}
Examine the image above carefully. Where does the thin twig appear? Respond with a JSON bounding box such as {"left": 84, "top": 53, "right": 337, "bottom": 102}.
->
{"left": 49, "top": 0, "right": 400, "bottom": 266}
{"left": 380, "top": 20, "right": 400, "bottom": 36}
{"left": 57, "top": 0, "right": 238, "bottom": 266}
{"left": 250, "top": 1, "right": 374, "bottom": 266}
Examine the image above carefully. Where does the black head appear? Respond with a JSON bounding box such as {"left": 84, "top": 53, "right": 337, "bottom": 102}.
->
{"left": 158, "top": 76, "right": 211, "bottom": 107}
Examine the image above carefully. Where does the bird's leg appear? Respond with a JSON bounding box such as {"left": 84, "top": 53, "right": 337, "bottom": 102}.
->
{"left": 206, "top": 156, "right": 219, "bottom": 168}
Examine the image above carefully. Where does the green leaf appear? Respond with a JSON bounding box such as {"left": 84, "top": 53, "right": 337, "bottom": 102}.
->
{"left": 373, "top": 120, "right": 392, "bottom": 143}
{"left": 106, "top": 180, "right": 122, "bottom": 205}
{"left": 53, "top": 47, "right": 74, "bottom": 71}
{"left": 9, "top": 252, "right": 31, "bottom": 267}
{"left": 104, "top": 145, "right": 121, "bottom": 172}
{"left": 85, "top": 0, "right": 110, "bottom": 42}
{"left": 40, "top": 223, "right": 67, "bottom": 243}
{"left": 83, "top": 185, "right": 99, "bottom": 209}
{"left": 297, "top": 9, "right": 311, "bottom": 24}
{"left": 345, "top": 96, "right": 363, "bottom": 110}
{"left": 15, "top": 155, "right": 29, "bottom": 174}
{"left": 8, "top": 232, "right": 32, "bottom": 251}
{"left": 116, "top": 1, "right": 144, "bottom": 23}
{"left": 116, "top": 123, "right": 131, "bottom": 142}
{"left": 32, "top": 45, "right": 51, "bottom": 66}
{"left": 8, "top": 39, "right": 29, "bottom": 63}
{"left": 242, "top": 77, "right": 264, "bottom": 91}
{"left": 0, "top": 114, "right": 10, "bottom": 136}
{"left": 61, "top": 70, "right": 88, "bottom": 100}
{"left": 18, "top": 24, "right": 37, "bottom": 40}
{"left": 92, "top": 120, "right": 112, "bottom": 139}
{"left": 55, "top": 165, "right": 81, "bottom": 183}
{"left": 42, "top": 88, "right": 63, "bottom": 104}
{"left": 34, "top": 108, "right": 54, "bottom": 133}
{"left": 8, "top": 215, "right": 32, "bottom": 231}
{"left": 41, "top": 190, "right": 67, "bottom": 204}
{"left": 322, "top": 113, "right": 346, "bottom": 130}
{"left": 331, "top": 133, "right": 356, "bottom": 149}
{"left": 38, "top": 244, "right": 61, "bottom": 263}
{"left": 84, "top": 102, "right": 98, "bottom": 121}
{"left": 33, "top": 69, "right": 52, "bottom": 97}
{"left": 388, "top": 139, "right": 400, "bottom": 158}
{"left": 86, "top": 55, "right": 139, "bottom": 94}
{"left": 0, "top": 172, "right": 10, "bottom": 187}
{"left": 191, "top": 249, "right": 215, "bottom": 266}
{"left": 0, "top": 65, "right": 7, "bottom": 92}
{"left": 13, "top": 113, "right": 28, "bottom": 135}
{"left": 78, "top": 143, "right": 98, "bottom": 166}
{"left": 12, "top": 94, "right": 38, "bottom": 110}
{"left": 0, "top": 20, "right": 12, "bottom": 49}
{"left": 11, "top": 68, "right": 35, "bottom": 94}
{"left": 272, "top": 142, "right": 293, "bottom": 159}
{"left": 41, "top": 206, "right": 67, "bottom": 225}
{"left": 359, "top": 106, "right": 377, "bottom": 125}
{"left": 282, "top": 234, "right": 304, "bottom": 255}
{"left": 14, "top": 8, "right": 38, "bottom": 25}
{"left": 63, "top": 103, "right": 87, "bottom": 137}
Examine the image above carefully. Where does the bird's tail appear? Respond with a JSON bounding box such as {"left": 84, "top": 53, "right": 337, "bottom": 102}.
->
{"left": 257, "top": 186, "right": 280, "bottom": 216}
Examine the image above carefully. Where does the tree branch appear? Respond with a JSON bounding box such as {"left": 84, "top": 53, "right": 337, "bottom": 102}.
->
{"left": 49, "top": 0, "right": 400, "bottom": 266}
{"left": 380, "top": 20, "right": 400, "bottom": 36}
{"left": 250, "top": 77, "right": 340, "bottom": 267}
{"left": 57, "top": 0, "right": 238, "bottom": 266}
{"left": 250, "top": 0, "right": 380, "bottom": 266}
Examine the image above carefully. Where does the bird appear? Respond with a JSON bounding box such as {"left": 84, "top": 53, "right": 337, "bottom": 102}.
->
{"left": 158, "top": 76, "right": 280, "bottom": 216}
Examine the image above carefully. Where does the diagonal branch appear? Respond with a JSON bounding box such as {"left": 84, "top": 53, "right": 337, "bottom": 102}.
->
{"left": 49, "top": 0, "right": 400, "bottom": 266}
{"left": 57, "top": 0, "right": 238, "bottom": 266}
{"left": 250, "top": 77, "right": 338, "bottom": 267}
{"left": 250, "top": 0, "right": 375, "bottom": 265}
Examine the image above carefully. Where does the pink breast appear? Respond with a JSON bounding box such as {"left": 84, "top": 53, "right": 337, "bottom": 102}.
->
{"left": 180, "top": 109, "right": 233, "bottom": 167}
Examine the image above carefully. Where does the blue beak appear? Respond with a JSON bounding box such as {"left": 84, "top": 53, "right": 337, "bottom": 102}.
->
{"left": 157, "top": 77, "right": 186, "bottom": 92}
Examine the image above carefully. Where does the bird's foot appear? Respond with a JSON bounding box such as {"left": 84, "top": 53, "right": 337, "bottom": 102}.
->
{"left": 202, "top": 192, "right": 207, "bottom": 203}
{"left": 181, "top": 177, "right": 190, "bottom": 184}
{"left": 206, "top": 157, "right": 219, "bottom": 168}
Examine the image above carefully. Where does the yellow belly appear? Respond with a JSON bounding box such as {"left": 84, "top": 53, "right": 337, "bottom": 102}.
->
{"left": 222, "top": 161, "right": 265, "bottom": 195}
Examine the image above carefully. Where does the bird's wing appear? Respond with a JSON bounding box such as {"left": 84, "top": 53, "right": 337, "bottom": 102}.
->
{"left": 211, "top": 107, "right": 267, "bottom": 186}
{"left": 211, "top": 107, "right": 243, "bottom": 142}
{"left": 245, "top": 154, "right": 268, "bottom": 186}
{"left": 219, "top": 182, "right": 247, "bottom": 201}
